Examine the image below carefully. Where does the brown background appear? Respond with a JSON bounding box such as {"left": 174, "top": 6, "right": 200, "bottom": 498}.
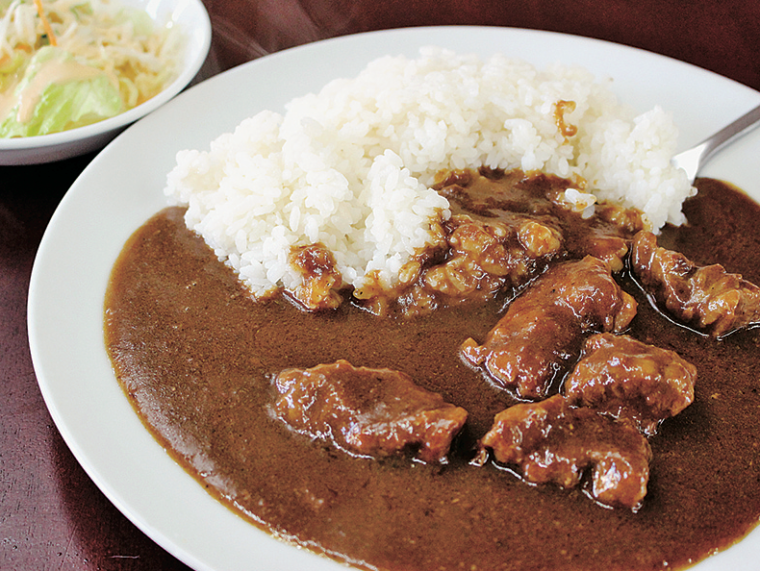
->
{"left": 2, "top": 1, "right": 759, "bottom": 569}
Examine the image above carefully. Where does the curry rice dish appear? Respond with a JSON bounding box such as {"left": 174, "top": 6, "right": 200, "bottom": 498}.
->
{"left": 105, "top": 50, "right": 760, "bottom": 571}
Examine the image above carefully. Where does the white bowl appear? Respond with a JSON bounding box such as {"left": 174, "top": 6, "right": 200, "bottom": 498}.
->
{"left": 0, "top": 0, "right": 211, "bottom": 165}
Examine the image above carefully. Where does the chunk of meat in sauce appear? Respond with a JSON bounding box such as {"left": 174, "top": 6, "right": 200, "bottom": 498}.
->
{"left": 271, "top": 360, "right": 468, "bottom": 463}
{"left": 436, "top": 168, "right": 647, "bottom": 272}
{"left": 293, "top": 169, "right": 646, "bottom": 316}
{"left": 477, "top": 395, "right": 652, "bottom": 510}
{"left": 288, "top": 244, "right": 343, "bottom": 310}
{"left": 461, "top": 256, "right": 637, "bottom": 399}
{"left": 564, "top": 333, "right": 697, "bottom": 436}
{"left": 631, "top": 230, "right": 760, "bottom": 337}
{"left": 568, "top": 202, "right": 647, "bottom": 272}
{"left": 418, "top": 213, "right": 563, "bottom": 299}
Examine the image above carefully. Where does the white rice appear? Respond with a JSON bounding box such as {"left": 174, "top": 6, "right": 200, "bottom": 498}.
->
{"left": 165, "top": 47, "right": 694, "bottom": 298}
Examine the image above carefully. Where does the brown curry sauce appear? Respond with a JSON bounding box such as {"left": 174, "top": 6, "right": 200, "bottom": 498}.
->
{"left": 104, "top": 178, "right": 760, "bottom": 571}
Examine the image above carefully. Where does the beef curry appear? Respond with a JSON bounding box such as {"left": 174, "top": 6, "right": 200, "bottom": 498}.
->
{"left": 104, "top": 174, "right": 760, "bottom": 571}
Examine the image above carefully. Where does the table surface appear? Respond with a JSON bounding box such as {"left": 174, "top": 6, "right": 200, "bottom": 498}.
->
{"left": 2, "top": 1, "right": 759, "bottom": 569}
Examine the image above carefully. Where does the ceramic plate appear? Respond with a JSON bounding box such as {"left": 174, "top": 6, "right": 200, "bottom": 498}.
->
{"left": 28, "top": 26, "right": 760, "bottom": 571}
{"left": 0, "top": 0, "right": 211, "bottom": 165}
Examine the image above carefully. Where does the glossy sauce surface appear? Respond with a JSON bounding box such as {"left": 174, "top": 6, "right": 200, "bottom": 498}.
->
{"left": 105, "top": 178, "right": 760, "bottom": 571}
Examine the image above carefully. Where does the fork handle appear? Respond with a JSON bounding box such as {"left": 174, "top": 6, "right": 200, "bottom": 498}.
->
{"left": 699, "top": 103, "right": 760, "bottom": 165}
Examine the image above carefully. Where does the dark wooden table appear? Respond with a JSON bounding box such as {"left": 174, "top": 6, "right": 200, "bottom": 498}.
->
{"left": 2, "top": 1, "right": 758, "bottom": 569}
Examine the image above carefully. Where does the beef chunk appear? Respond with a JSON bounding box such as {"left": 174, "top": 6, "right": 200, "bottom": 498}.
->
{"left": 420, "top": 213, "right": 564, "bottom": 301}
{"left": 562, "top": 202, "right": 647, "bottom": 272}
{"left": 564, "top": 333, "right": 697, "bottom": 435}
{"left": 631, "top": 230, "right": 760, "bottom": 337}
{"left": 437, "top": 168, "right": 646, "bottom": 274}
{"left": 391, "top": 212, "right": 563, "bottom": 318}
{"left": 461, "top": 303, "right": 582, "bottom": 400}
{"left": 288, "top": 244, "right": 343, "bottom": 310}
{"left": 272, "top": 360, "right": 467, "bottom": 463}
{"left": 568, "top": 228, "right": 629, "bottom": 273}
{"left": 357, "top": 169, "right": 646, "bottom": 316}
{"left": 477, "top": 395, "right": 652, "bottom": 510}
{"left": 461, "top": 256, "right": 637, "bottom": 399}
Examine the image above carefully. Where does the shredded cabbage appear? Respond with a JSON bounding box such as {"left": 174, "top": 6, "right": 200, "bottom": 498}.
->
{"left": 0, "top": 0, "right": 181, "bottom": 137}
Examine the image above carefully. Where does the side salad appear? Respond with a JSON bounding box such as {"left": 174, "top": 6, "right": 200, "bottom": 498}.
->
{"left": 0, "top": 0, "right": 181, "bottom": 137}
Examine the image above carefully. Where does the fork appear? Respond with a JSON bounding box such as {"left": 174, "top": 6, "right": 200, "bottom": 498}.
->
{"left": 671, "top": 103, "right": 760, "bottom": 183}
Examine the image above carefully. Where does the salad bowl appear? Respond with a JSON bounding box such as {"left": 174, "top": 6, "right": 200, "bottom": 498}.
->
{"left": 0, "top": 0, "right": 211, "bottom": 165}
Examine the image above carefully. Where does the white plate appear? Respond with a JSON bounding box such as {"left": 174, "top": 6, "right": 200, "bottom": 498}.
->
{"left": 28, "top": 26, "right": 760, "bottom": 571}
{"left": 0, "top": 0, "right": 211, "bottom": 165}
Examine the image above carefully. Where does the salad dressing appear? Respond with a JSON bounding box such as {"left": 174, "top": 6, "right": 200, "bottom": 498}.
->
{"left": 0, "top": 90, "right": 15, "bottom": 125}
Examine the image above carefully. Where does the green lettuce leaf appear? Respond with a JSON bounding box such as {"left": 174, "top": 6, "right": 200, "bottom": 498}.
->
{"left": 1, "top": 46, "right": 124, "bottom": 138}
